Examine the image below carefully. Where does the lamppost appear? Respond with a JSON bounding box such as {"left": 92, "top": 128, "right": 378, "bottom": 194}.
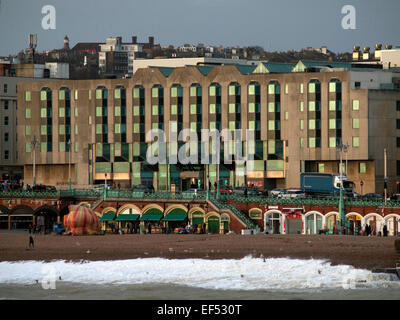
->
{"left": 337, "top": 142, "right": 347, "bottom": 235}
{"left": 31, "top": 136, "right": 38, "bottom": 187}
{"left": 68, "top": 139, "right": 72, "bottom": 191}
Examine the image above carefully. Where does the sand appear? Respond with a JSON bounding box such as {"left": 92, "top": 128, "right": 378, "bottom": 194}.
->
{"left": 0, "top": 233, "right": 398, "bottom": 271}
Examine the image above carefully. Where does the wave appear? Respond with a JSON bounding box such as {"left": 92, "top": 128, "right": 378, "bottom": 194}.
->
{"left": 0, "top": 256, "right": 398, "bottom": 290}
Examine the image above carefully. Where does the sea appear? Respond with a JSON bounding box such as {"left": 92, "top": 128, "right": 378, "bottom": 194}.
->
{"left": 0, "top": 256, "right": 399, "bottom": 300}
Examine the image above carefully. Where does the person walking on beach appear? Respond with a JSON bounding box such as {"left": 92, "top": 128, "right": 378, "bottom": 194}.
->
{"left": 28, "top": 229, "right": 34, "bottom": 249}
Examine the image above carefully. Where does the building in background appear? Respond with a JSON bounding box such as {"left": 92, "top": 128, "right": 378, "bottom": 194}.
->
{"left": 17, "top": 64, "right": 400, "bottom": 194}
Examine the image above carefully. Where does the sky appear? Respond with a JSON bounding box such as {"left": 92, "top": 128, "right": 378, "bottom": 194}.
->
{"left": 0, "top": 0, "right": 399, "bottom": 56}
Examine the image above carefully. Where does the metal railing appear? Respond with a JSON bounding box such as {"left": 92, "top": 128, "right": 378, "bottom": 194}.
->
{"left": 1, "top": 188, "right": 400, "bottom": 208}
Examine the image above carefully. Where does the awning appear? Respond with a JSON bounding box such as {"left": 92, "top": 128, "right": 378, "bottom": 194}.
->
{"left": 163, "top": 213, "right": 188, "bottom": 221}
{"left": 140, "top": 213, "right": 164, "bottom": 221}
{"left": 100, "top": 213, "right": 116, "bottom": 222}
{"left": 115, "top": 214, "right": 140, "bottom": 221}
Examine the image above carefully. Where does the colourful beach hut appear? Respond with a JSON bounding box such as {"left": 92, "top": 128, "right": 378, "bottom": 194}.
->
{"left": 63, "top": 205, "right": 101, "bottom": 235}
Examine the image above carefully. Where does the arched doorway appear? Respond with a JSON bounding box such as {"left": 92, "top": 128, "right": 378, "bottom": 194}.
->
{"left": 325, "top": 212, "right": 338, "bottom": 234}
{"left": 10, "top": 205, "right": 34, "bottom": 230}
{"left": 34, "top": 206, "right": 60, "bottom": 233}
{"left": 305, "top": 212, "right": 323, "bottom": 235}
{"left": 163, "top": 205, "right": 188, "bottom": 233}
{"left": 346, "top": 213, "right": 363, "bottom": 235}
{"left": 116, "top": 204, "right": 141, "bottom": 234}
{"left": 189, "top": 207, "right": 205, "bottom": 234}
{"left": 221, "top": 213, "right": 230, "bottom": 234}
{"left": 364, "top": 213, "right": 383, "bottom": 236}
{"left": 264, "top": 210, "right": 283, "bottom": 234}
{"left": 207, "top": 214, "right": 220, "bottom": 234}
{"left": 384, "top": 214, "right": 400, "bottom": 236}
{"left": 140, "top": 204, "right": 164, "bottom": 234}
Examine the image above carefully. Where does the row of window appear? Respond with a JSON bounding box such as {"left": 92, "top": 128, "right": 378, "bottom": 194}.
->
{"left": 300, "top": 137, "right": 361, "bottom": 149}
{"left": 316, "top": 162, "right": 368, "bottom": 174}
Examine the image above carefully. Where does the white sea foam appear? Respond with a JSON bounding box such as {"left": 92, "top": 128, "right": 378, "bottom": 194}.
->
{"left": 0, "top": 257, "right": 398, "bottom": 290}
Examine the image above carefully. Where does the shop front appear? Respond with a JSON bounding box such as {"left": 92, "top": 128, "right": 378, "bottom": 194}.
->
{"left": 139, "top": 210, "right": 164, "bottom": 234}
{"left": 116, "top": 214, "right": 140, "bottom": 233}
{"left": 163, "top": 208, "right": 188, "bottom": 233}
{"left": 100, "top": 212, "right": 116, "bottom": 233}
{"left": 346, "top": 214, "right": 362, "bottom": 235}
{"left": 283, "top": 208, "right": 303, "bottom": 235}
{"left": 207, "top": 215, "right": 220, "bottom": 234}
{"left": 305, "top": 212, "right": 323, "bottom": 235}
{"left": 265, "top": 210, "right": 282, "bottom": 234}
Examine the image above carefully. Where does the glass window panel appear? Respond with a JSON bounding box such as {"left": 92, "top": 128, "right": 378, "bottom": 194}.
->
{"left": 353, "top": 137, "right": 359, "bottom": 147}
{"left": 26, "top": 109, "right": 31, "bottom": 118}
{"left": 268, "top": 102, "right": 275, "bottom": 113}
{"left": 353, "top": 100, "right": 359, "bottom": 110}
{"left": 41, "top": 125, "right": 47, "bottom": 135}
{"left": 268, "top": 140, "right": 275, "bottom": 154}
{"left": 268, "top": 120, "right": 275, "bottom": 131}
{"left": 309, "top": 83, "right": 315, "bottom": 93}
{"left": 309, "top": 101, "right": 315, "bottom": 111}
{"left": 248, "top": 85, "right": 255, "bottom": 95}
{"left": 190, "top": 86, "right": 197, "bottom": 97}
{"left": 171, "top": 87, "right": 177, "bottom": 97}
{"left": 59, "top": 125, "right": 65, "bottom": 135}
{"left": 318, "top": 163, "right": 325, "bottom": 173}
{"left": 248, "top": 121, "right": 255, "bottom": 130}
{"left": 152, "top": 105, "right": 158, "bottom": 115}
{"left": 40, "top": 91, "right": 47, "bottom": 101}
{"left": 115, "top": 106, "right": 121, "bottom": 117}
{"left": 209, "top": 104, "right": 216, "bottom": 114}
{"left": 133, "top": 88, "right": 140, "bottom": 98}
{"left": 25, "top": 126, "right": 31, "bottom": 136}
{"left": 25, "top": 91, "right": 31, "bottom": 101}
{"left": 152, "top": 87, "right": 158, "bottom": 98}
{"left": 59, "top": 108, "right": 65, "bottom": 118}
{"left": 268, "top": 84, "right": 275, "bottom": 94}
{"left": 300, "top": 83, "right": 304, "bottom": 94}
{"left": 59, "top": 90, "right": 65, "bottom": 100}
{"left": 329, "top": 100, "right": 336, "bottom": 111}
{"left": 248, "top": 103, "right": 255, "bottom": 113}
{"left": 353, "top": 118, "right": 359, "bottom": 129}
{"left": 300, "top": 120, "right": 304, "bottom": 130}
{"left": 229, "top": 85, "right": 236, "bottom": 95}
{"left": 209, "top": 86, "right": 216, "bottom": 96}
{"left": 26, "top": 143, "right": 31, "bottom": 152}
{"left": 359, "top": 162, "right": 367, "bottom": 173}
{"left": 96, "top": 124, "right": 102, "bottom": 134}
{"left": 209, "top": 121, "right": 216, "bottom": 130}
{"left": 229, "top": 103, "right": 235, "bottom": 113}
{"left": 329, "top": 119, "right": 336, "bottom": 129}
{"left": 41, "top": 142, "right": 47, "bottom": 152}
{"left": 59, "top": 142, "right": 65, "bottom": 152}
{"left": 114, "top": 88, "right": 121, "bottom": 99}
{"left": 190, "top": 104, "right": 197, "bottom": 115}
{"left": 329, "top": 82, "right": 336, "bottom": 92}
{"left": 309, "top": 119, "right": 315, "bottom": 130}
{"left": 329, "top": 137, "right": 336, "bottom": 148}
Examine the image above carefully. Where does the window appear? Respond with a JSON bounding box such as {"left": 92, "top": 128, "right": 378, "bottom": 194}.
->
{"left": 396, "top": 101, "right": 400, "bottom": 112}
{"left": 74, "top": 90, "right": 78, "bottom": 100}
{"left": 152, "top": 105, "right": 158, "bottom": 115}
{"left": 285, "top": 84, "right": 288, "bottom": 94}
{"left": 397, "top": 160, "right": 400, "bottom": 176}
{"left": 397, "top": 137, "right": 400, "bottom": 148}
{"left": 353, "top": 137, "right": 360, "bottom": 147}
{"left": 4, "top": 116, "right": 8, "bottom": 125}
{"left": 4, "top": 150, "right": 9, "bottom": 160}
{"left": 41, "top": 125, "right": 47, "bottom": 135}
{"left": 318, "top": 163, "right": 324, "bottom": 173}
{"left": 397, "top": 119, "right": 400, "bottom": 130}
{"left": 4, "top": 100, "right": 8, "bottom": 110}
{"left": 3, "top": 84, "right": 8, "bottom": 93}
{"left": 268, "top": 120, "right": 275, "bottom": 131}
{"left": 209, "top": 86, "right": 216, "bottom": 96}
{"left": 59, "top": 125, "right": 65, "bottom": 135}
{"left": 300, "top": 138, "right": 304, "bottom": 148}
{"left": 115, "top": 106, "right": 121, "bottom": 117}
{"left": 59, "top": 142, "right": 65, "bottom": 152}
{"left": 359, "top": 162, "right": 367, "bottom": 173}
{"left": 309, "top": 101, "right": 315, "bottom": 111}
{"left": 329, "top": 82, "right": 336, "bottom": 92}
{"left": 25, "top": 126, "right": 31, "bottom": 136}
{"left": 308, "top": 83, "right": 315, "bottom": 93}
{"left": 248, "top": 103, "right": 255, "bottom": 113}
{"left": 41, "top": 108, "right": 47, "bottom": 118}
{"left": 4, "top": 133, "right": 9, "bottom": 142}
{"left": 190, "top": 104, "right": 196, "bottom": 115}
{"left": 268, "top": 103, "right": 275, "bottom": 112}
{"left": 229, "top": 103, "right": 235, "bottom": 113}
{"left": 300, "top": 120, "right": 304, "bottom": 130}
{"left": 75, "top": 125, "right": 78, "bottom": 135}
{"left": 26, "top": 143, "right": 31, "bottom": 153}
{"left": 300, "top": 83, "right": 304, "bottom": 94}
{"left": 300, "top": 101, "right": 304, "bottom": 112}
{"left": 329, "top": 137, "right": 336, "bottom": 148}
{"left": 25, "top": 91, "right": 31, "bottom": 101}
{"left": 209, "top": 104, "right": 216, "bottom": 114}
{"left": 329, "top": 119, "right": 336, "bottom": 129}
{"left": 309, "top": 138, "right": 316, "bottom": 148}
{"left": 74, "top": 107, "right": 78, "bottom": 117}
{"left": 329, "top": 100, "right": 336, "bottom": 111}
{"left": 309, "top": 119, "right": 315, "bottom": 130}
{"left": 353, "top": 100, "right": 359, "bottom": 110}
{"left": 59, "top": 108, "right": 65, "bottom": 118}
{"left": 353, "top": 118, "right": 359, "bottom": 129}
{"left": 25, "top": 108, "right": 31, "bottom": 118}
{"left": 41, "top": 142, "right": 47, "bottom": 152}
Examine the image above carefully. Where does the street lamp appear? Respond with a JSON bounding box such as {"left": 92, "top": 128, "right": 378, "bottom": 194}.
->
{"left": 31, "top": 136, "right": 38, "bottom": 187}
{"left": 68, "top": 139, "right": 72, "bottom": 191}
{"left": 336, "top": 141, "right": 348, "bottom": 235}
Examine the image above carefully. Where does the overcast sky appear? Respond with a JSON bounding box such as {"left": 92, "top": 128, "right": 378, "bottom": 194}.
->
{"left": 0, "top": 0, "right": 399, "bottom": 56}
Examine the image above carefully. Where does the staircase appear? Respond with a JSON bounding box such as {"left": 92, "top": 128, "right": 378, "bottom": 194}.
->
{"left": 208, "top": 198, "right": 257, "bottom": 230}
{"left": 90, "top": 199, "right": 103, "bottom": 211}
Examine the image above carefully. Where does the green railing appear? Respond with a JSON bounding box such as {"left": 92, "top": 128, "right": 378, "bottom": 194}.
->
{"left": 1, "top": 188, "right": 400, "bottom": 209}
{"left": 209, "top": 198, "right": 257, "bottom": 229}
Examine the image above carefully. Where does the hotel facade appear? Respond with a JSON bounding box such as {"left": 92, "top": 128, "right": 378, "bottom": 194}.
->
{"left": 17, "top": 64, "right": 400, "bottom": 194}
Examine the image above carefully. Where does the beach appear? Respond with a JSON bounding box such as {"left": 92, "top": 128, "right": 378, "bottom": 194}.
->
{"left": 0, "top": 233, "right": 398, "bottom": 271}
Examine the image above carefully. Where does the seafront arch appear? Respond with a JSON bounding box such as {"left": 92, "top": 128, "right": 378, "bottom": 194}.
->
{"left": 364, "top": 213, "right": 383, "bottom": 235}
{"left": 10, "top": 205, "right": 34, "bottom": 230}
{"left": 188, "top": 207, "right": 205, "bottom": 227}
{"left": 117, "top": 204, "right": 141, "bottom": 215}
{"left": 304, "top": 211, "right": 323, "bottom": 235}
{"left": 264, "top": 210, "right": 283, "bottom": 234}
{"left": 205, "top": 211, "right": 220, "bottom": 234}
{"left": 383, "top": 214, "right": 400, "bottom": 236}
{"left": 324, "top": 212, "right": 338, "bottom": 233}
{"left": 346, "top": 212, "right": 363, "bottom": 235}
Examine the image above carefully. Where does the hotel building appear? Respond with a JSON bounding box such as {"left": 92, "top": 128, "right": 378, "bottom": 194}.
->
{"left": 17, "top": 63, "right": 400, "bottom": 194}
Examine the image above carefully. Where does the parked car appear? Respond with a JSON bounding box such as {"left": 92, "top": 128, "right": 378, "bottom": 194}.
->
{"left": 131, "top": 184, "right": 153, "bottom": 193}
{"left": 270, "top": 188, "right": 286, "bottom": 197}
{"left": 247, "top": 187, "right": 263, "bottom": 196}
{"left": 362, "top": 193, "right": 383, "bottom": 201}
{"left": 233, "top": 186, "right": 247, "bottom": 195}
{"left": 390, "top": 194, "right": 400, "bottom": 201}
{"left": 45, "top": 186, "right": 57, "bottom": 192}
{"left": 219, "top": 185, "right": 233, "bottom": 195}
{"left": 233, "top": 186, "right": 262, "bottom": 196}
{"left": 278, "top": 189, "right": 306, "bottom": 199}
{"left": 93, "top": 184, "right": 113, "bottom": 190}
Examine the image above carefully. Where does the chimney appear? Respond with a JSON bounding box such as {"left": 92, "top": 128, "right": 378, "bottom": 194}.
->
{"left": 374, "top": 44, "right": 382, "bottom": 60}
{"left": 352, "top": 46, "right": 361, "bottom": 61}
{"left": 132, "top": 36, "right": 137, "bottom": 44}
{"left": 363, "top": 47, "right": 370, "bottom": 60}
{"left": 149, "top": 36, "right": 154, "bottom": 46}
